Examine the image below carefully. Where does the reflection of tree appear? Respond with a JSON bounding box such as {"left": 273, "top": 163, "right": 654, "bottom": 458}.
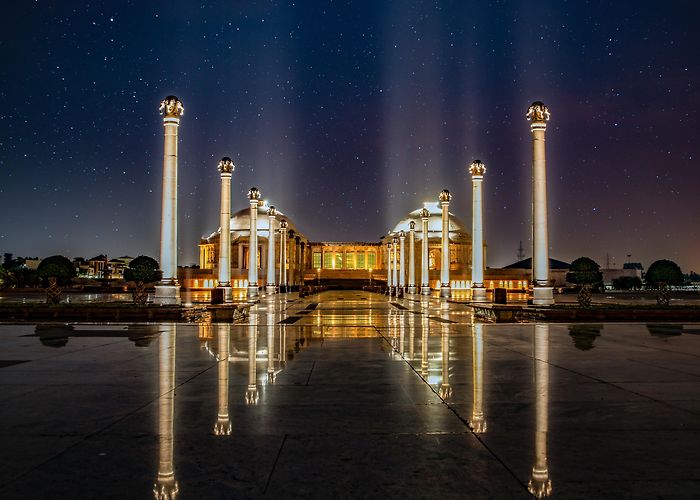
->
{"left": 567, "top": 324, "right": 603, "bottom": 351}
{"left": 35, "top": 324, "right": 160, "bottom": 348}
{"left": 646, "top": 324, "right": 683, "bottom": 338}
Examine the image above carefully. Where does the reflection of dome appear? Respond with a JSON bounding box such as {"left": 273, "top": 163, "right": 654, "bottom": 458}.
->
{"left": 388, "top": 202, "right": 470, "bottom": 238}
{"left": 202, "top": 201, "right": 305, "bottom": 242}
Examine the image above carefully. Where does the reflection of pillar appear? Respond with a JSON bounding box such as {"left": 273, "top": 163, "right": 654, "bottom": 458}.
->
{"left": 439, "top": 324, "right": 451, "bottom": 400}
{"left": 439, "top": 189, "right": 452, "bottom": 298}
{"left": 217, "top": 158, "right": 234, "bottom": 302}
{"left": 247, "top": 188, "right": 261, "bottom": 299}
{"left": 420, "top": 208, "right": 431, "bottom": 295}
{"left": 398, "top": 231, "right": 406, "bottom": 291}
{"left": 527, "top": 102, "right": 554, "bottom": 306}
{"left": 245, "top": 316, "right": 259, "bottom": 404}
{"left": 529, "top": 324, "right": 552, "bottom": 498}
{"left": 267, "top": 309, "right": 275, "bottom": 383}
{"left": 470, "top": 323, "right": 486, "bottom": 433}
{"left": 386, "top": 242, "right": 393, "bottom": 292}
{"left": 408, "top": 221, "right": 416, "bottom": 294}
{"left": 155, "top": 96, "right": 184, "bottom": 305}
{"left": 469, "top": 160, "right": 488, "bottom": 303}
{"left": 399, "top": 311, "right": 405, "bottom": 356}
{"left": 279, "top": 221, "right": 288, "bottom": 291}
{"left": 421, "top": 312, "right": 429, "bottom": 378}
{"left": 213, "top": 324, "right": 231, "bottom": 436}
{"left": 154, "top": 324, "right": 178, "bottom": 499}
{"left": 392, "top": 237, "right": 398, "bottom": 295}
{"left": 266, "top": 207, "right": 277, "bottom": 294}
{"left": 408, "top": 311, "right": 415, "bottom": 360}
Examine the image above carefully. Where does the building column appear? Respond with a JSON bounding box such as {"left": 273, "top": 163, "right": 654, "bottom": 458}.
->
{"left": 386, "top": 242, "right": 393, "bottom": 293}
{"left": 213, "top": 323, "right": 231, "bottom": 436}
{"left": 300, "top": 242, "right": 306, "bottom": 287}
{"left": 398, "top": 231, "right": 406, "bottom": 293}
{"left": 266, "top": 207, "right": 277, "bottom": 294}
{"left": 408, "top": 221, "right": 416, "bottom": 294}
{"left": 439, "top": 189, "right": 452, "bottom": 298}
{"left": 392, "top": 237, "right": 398, "bottom": 296}
{"left": 288, "top": 232, "right": 296, "bottom": 287}
{"left": 279, "top": 220, "right": 288, "bottom": 292}
{"left": 420, "top": 208, "right": 431, "bottom": 295}
{"left": 295, "top": 236, "right": 301, "bottom": 286}
{"left": 529, "top": 324, "right": 552, "bottom": 497}
{"left": 217, "top": 157, "right": 234, "bottom": 302}
{"left": 470, "top": 323, "right": 486, "bottom": 433}
{"left": 247, "top": 187, "right": 261, "bottom": 300}
{"left": 527, "top": 102, "right": 554, "bottom": 305}
{"left": 154, "top": 324, "right": 178, "bottom": 498}
{"left": 469, "top": 160, "right": 488, "bottom": 302}
{"left": 155, "top": 96, "right": 184, "bottom": 305}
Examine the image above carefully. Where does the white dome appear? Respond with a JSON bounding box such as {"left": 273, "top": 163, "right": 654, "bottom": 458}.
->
{"left": 203, "top": 201, "right": 305, "bottom": 241}
{"left": 389, "top": 202, "right": 469, "bottom": 237}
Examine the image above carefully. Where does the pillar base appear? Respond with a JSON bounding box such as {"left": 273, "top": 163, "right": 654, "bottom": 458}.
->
{"left": 266, "top": 285, "right": 277, "bottom": 295}
{"left": 407, "top": 285, "right": 416, "bottom": 294}
{"left": 247, "top": 285, "right": 259, "bottom": 300}
{"left": 220, "top": 286, "right": 233, "bottom": 303}
{"left": 471, "top": 287, "right": 489, "bottom": 303}
{"left": 154, "top": 285, "right": 181, "bottom": 305}
{"left": 389, "top": 286, "right": 395, "bottom": 296}
{"left": 440, "top": 285, "right": 451, "bottom": 298}
{"left": 421, "top": 285, "right": 431, "bottom": 295}
{"left": 532, "top": 286, "right": 554, "bottom": 306}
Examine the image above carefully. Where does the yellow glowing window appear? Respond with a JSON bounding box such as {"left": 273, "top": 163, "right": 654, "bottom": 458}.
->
{"left": 334, "top": 253, "right": 342, "bottom": 269}
{"left": 313, "top": 252, "right": 322, "bottom": 269}
{"left": 367, "top": 252, "right": 376, "bottom": 268}
{"left": 356, "top": 253, "right": 365, "bottom": 269}
{"left": 323, "top": 252, "right": 333, "bottom": 269}
{"left": 345, "top": 252, "right": 355, "bottom": 269}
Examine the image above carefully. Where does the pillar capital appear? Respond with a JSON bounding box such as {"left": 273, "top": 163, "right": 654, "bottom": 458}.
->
{"left": 267, "top": 206, "right": 277, "bottom": 217}
{"left": 392, "top": 236, "right": 398, "bottom": 245}
{"left": 248, "top": 187, "right": 261, "bottom": 202}
{"left": 527, "top": 101, "right": 550, "bottom": 130}
{"left": 469, "top": 159, "right": 486, "bottom": 179}
{"left": 398, "top": 230, "right": 405, "bottom": 240}
{"left": 280, "top": 219, "right": 288, "bottom": 230}
{"left": 420, "top": 208, "right": 430, "bottom": 220}
{"left": 439, "top": 189, "right": 452, "bottom": 204}
{"left": 159, "top": 95, "right": 184, "bottom": 120}
{"left": 409, "top": 220, "right": 415, "bottom": 231}
{"left": 218, "top": 157, "right": 234, "bottom": 176}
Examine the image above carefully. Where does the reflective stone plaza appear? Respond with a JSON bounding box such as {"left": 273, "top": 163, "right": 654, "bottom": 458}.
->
{"left": 1, "top": 291, "right": 699, "bottom": 498}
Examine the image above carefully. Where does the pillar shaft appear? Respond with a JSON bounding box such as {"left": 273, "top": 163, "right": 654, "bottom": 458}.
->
{"left": 392, "top": 242, "right": 398, "bottom": 289}
{"left": 386, "top": 245, "right": 392, "bottom": 288}
{"left": 399, "top": 236, "right": 405, "bottom": 288}
{"left": 471, "top": 177, "right": 484, "bottom": 287}
{"left": 160, "top": 120, "right": 179, "bottom": 285}
{"left": 218, "top": 173, "right": 232, "bottom": 288}
{"left": 266, "top": 216, "right": 276, "bottom": 288}
{"left": 280, "top": 229, "right": 287, "bottom": 289}
{"left": 440, "top": 201, "right": 451, "bottom": 296}
{"left": 421, "top": 216, "right": 430, "bottom": 294}
{"left": 532, "top": 126, "right": 549, "bottom": 286}
{"left": 247, "top": 202, "right": 258, "bottom": 297}
{"left": 408, "top": 226, "right": 416, "bottom": 292}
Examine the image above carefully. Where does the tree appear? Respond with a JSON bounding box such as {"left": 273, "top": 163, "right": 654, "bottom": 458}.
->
{"left": 645, "top": 259, "right": 684, "bottom": 288}
{"left": 123, "top": 256, "right": 161, "bottom": 304}
{"left": 566, "top": 257, "right": 603, "bottom": 307}
{"left": 36, "top": 255, "right": 75, "bottom": 287}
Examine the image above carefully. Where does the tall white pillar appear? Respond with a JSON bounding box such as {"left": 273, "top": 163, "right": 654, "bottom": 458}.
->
{"left": 213, "top": 323, "right": 231, "bottom": 436}
{"left": 386, "top": 242, "right": 393, "bottom": 293}
{"left": 439, "top": 189, "right": 452, "bottom": 298}
{"left": 279, "top": 220, "right": 288, "bottom": 292}
{"left": 266, "top": 206, "right": 277, "bottom": 294}
{"left": 392, "top": 237, "right": 398, "bottom": 296}
{"left": 529, "top": 324, "right": 552, "bottom": 497}
{"left": 420, "top": 208, "right": 430, "bottom": 295}
{"left": 527, "top": 102, "right": 554, "bottom": 306}
{"left": 217, "top": 157, "right": 234, "bottom": 302}
{"left": 469, "top": 160, "right": 488, "bottom": 303}
{"left": 246, "top": 315, "right": 259, "bottom": 405}
{"left": 247, "top": 187, "right": 261, "bottom": 300}
{"left": 398, "top": 231, "right": 406, "bottom": 291}
{"left": 408, "top": 221, "right": 416, "bottom": 294}
{"left": 155, "top": 96, "right": 184, "bottom": 305}
{"left": 470, "top": 323, "right": 486, "bottom": 433}
{"left": 154, "top": 324, "right": 178, "bottom": 498}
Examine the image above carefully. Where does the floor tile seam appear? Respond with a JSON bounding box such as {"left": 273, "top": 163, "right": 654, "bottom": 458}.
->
{"left": 373, "top": 329, "right": 534, "bottom": 498}
{"left": 539, "top": 360, "right": 700, "bottom": 419}
{"left": 0, "top": 360, "right": 220, "bottom": 490}
{"left": 625, "top": 356, "right": 700, "bottom": 379}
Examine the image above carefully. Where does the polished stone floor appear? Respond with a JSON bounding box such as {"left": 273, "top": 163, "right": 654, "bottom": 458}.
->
{"left": 1, "top": 291, "right": 699, "bottom": 499}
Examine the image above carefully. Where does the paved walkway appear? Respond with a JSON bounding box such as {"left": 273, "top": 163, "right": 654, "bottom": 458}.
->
{"left": 1, "top": 291, "right": 699, "bottom": 498}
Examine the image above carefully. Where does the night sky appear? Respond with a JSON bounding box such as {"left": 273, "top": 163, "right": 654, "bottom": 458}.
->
{"left": 1, "top": 1, "right": 698, "bottom": 272}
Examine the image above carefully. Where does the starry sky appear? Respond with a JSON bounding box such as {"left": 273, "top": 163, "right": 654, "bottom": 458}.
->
{"left": 1, "top": 1, "right": 698, "bottom": 272}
